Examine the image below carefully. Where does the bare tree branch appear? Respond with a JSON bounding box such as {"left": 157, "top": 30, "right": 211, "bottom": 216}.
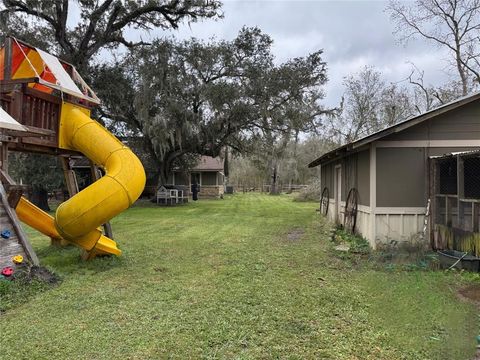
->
{"left": 388, "top": 0, "right": 480, "bottom": 95}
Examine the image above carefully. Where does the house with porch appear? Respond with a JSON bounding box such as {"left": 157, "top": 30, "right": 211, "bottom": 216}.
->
{"left": 167, "top": 156, "right": 225, "bottom": 199}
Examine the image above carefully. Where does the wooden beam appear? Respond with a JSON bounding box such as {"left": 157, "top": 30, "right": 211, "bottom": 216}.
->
{"left": 7, "top": 186, "right": 24, "bottom": 208}
{"left": 4, "top": 37, "right": 12, "bottom": 81}
{"left": 61, "top": 157, "right": 79, "bottom": 198}
{"left": 22, "top": 126, "right": 56, "bottom": 137}
{"left": 23, "top": 87, "right": 61, "bottom": 104}
{"left": 18, "top": 136, "right": 57, "bottom": 148}
{"left": 446, "top": 196, "right": 450, "bottom": 227}
{"left": 0, "top": 78, "right": 39, "bottom": 89}
{"left": 0, "top": 183, "right": 39, "bottom": 265}
{"left": 0, "top": 169, "right": 15, "bottom": 185}
{"left": 11, "top": 91, "right": 23, "bottom": 123}
{"left": 50, "top": 157, "right": 78, "bottom": 247}
{"left": 89, "top": 160, "right": 114, "bottom": 240}
{"left": 473, "top": 203, "right": 479, "bottom": 233}
{"left": 0, "top": 142, "right": 8, "bottom": 174}
{"left": 428, "top": 158, "right": 435, "bottom": 249}
{"left": 369, "top": 143, "right": 377, "bottom": 248}
{"left": 8, "top": 142, "right": 79, "bottom": 156}
{"left": 1, "top": 127, "right": 57, "bottom": 141}
{"left": 457, "top": 155, "right": 464, "bottom": 229}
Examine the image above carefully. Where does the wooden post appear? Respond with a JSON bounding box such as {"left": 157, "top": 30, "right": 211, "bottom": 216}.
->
{"left": 0, "top": 183, "right": 39, "bottom": 265}
{"left": 472, "top": 202, "right": 477, "bottom": 232}
{"left": 429, "top": 158, "right": 436, "bottom": 249}
{"left": 11, "top": 91, "right": 23, "bottom": 122}
{"left": 0, "top": 167, "right": 39, "bottom": 266}
{"left": 53, "top": 157, "right": 78, "bottom": 247}
{"left": 7, "top": 186, "right": 24, "bottom": 208}
{"left": 4, "top": 37, "right": 12, "bottom": 80}
{"left": 89, "top": 161, "right": 113, "bottom": 239}
{"left": 457, "top": 155, "right": 464, "bottom": 229}
{"left": 445, "top": 196, "right": 450, "bottom": 227}
{"left": 0, "top": 142, "right": 8, "bottom": 174}
{"left": 473, "top": 203, "right": 479, "bottom": 233}
{"left": 61, "top": 156, "right": 79, "bottom": 197}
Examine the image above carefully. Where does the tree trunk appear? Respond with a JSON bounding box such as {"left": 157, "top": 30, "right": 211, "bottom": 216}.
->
{"left": 455, "top": 54, "right": 468, "bottom": 96}
{"left": 270, "top": 160, "right": 280, "bottom": 195}
{"left": 30, "top": 188, "right": 50, "bottom": 212}
{"left": 223, "top": 147, "right": 229, "bottom": 178}
{"left": 157, "top": 163, "right": 169, "bottom": 188}
{"left": 156, "top": 150, "right": 184, "bottom": 188}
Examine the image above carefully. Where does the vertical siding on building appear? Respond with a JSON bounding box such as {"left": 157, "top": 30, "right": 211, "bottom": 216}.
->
{"left": 315, "top": 98, "right": 480, "bottom": 248}
{"left": 376, "top": 147, "right": 426, "bottom": 207}
{"left": 202, "top": 172, "right": 217, "bottom": 185}
{"left": 357, "top": 150, "right": 370, "bottom": 206}
{"left": 321, "top": 162, "right": 335, "bottom": 199}
{"left": 384, "top": 100, "right": 480, "bottom": 141}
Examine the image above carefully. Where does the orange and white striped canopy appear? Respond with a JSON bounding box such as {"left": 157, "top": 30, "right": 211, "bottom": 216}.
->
{"left": 0, "top": 38, "right": 100, "bottom": 104}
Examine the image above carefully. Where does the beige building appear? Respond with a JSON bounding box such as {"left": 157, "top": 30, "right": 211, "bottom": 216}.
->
{"left": 309, "top": 93, "right": 480, "bottom": 249}
{"left": 167, "top": 156, "right": 225, "bottom": 199}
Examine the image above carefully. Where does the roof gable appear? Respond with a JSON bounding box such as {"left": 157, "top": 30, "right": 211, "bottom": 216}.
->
{"left": 192, "top": 156, "right": 224, "bottom": 171}
{"left": 308, "top": 92, "right": 480, "bottom": 167}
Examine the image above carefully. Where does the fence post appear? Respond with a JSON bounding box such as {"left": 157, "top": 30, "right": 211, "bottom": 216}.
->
{"left": 457, "top": 155, "right": 464, "bottom": 229}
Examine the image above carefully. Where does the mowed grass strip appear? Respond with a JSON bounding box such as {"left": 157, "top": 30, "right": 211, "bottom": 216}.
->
{"left": 0, "top": 193, "right": 477, "bottom": 359}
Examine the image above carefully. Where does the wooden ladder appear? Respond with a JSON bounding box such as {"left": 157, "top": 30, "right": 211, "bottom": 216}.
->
{"left": 0, "top": 180, "right": 38, "bottom": 269}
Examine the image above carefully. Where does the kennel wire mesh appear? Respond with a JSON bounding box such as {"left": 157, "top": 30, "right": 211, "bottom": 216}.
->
{"left": 431, "top": 151, "right": 480, "bottom": 256}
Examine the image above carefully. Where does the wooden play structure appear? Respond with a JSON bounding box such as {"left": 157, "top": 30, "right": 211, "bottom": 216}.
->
{"left": 0, "top": 37, "right": 146, "bottom": 272}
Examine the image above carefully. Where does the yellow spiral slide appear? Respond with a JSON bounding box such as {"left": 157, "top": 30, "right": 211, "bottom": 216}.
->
{"left": 15, "top": 102, "right": 146, "bottom": 257}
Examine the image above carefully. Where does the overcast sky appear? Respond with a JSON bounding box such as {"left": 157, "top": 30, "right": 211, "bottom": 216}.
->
{"left": 136, "top": 0, "right": 454, "bottom": 107}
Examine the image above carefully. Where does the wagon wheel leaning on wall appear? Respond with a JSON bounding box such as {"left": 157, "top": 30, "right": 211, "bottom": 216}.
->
{"left": 320, "top": 187, "right": 329, "bottom": 216}
{"left": 344, "top": 188, "right": 358, "bottom": 233}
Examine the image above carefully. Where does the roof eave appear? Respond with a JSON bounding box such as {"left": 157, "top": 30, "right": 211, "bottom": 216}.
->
{"left": 308, "top": 92, "right": 480, "bottom": 168}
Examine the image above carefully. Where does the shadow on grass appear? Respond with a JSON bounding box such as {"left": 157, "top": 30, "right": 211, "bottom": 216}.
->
{"left": 43, "top": 248, "right": 124, "bottom": 274}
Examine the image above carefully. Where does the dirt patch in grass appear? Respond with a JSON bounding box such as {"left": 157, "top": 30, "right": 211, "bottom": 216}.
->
{"left": 26, "top": 266, "right": 60, "bottom": 284}
{"left": 458, "top": 284, "right": 480, "bottom": 307}
{"left": 286, "top": 228, "right": 305, "bottom": 241}
{"left": 474, "top": 349, "right": 480, "bottom": 360}
{"left": 153, "top": 266, "right": 168, "bottom": 273}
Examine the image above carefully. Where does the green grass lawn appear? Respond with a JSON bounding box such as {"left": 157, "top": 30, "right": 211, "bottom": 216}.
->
{"left": 0, "top": 193, "right": 478, "bottom": 359}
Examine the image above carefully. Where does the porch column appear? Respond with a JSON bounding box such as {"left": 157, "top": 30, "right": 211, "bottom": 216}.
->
{"left": 369, "top": 143, "right": 377, "bottom": 248}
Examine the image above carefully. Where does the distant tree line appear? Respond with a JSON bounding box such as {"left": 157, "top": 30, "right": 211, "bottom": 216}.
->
{"left": 1, "top": 0, "right": 480, "bottom": 204}
{"left": 325, "top": 0, "right": 480, "bottom": 145}
{"left": 91, "top": 28, "right": 330, "bottom": 192}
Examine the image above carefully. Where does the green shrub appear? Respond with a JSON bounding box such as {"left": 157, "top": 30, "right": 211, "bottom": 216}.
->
{"left": 332, "top": 226, "right": 371, "bottom": 255}
{"left": 294, "top": 179, "right": 321, "bottom": 202}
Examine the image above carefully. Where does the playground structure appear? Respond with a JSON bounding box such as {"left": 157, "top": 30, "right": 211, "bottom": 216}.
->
{"left": 0, "top": 37, "right": 146, "bottom": 271}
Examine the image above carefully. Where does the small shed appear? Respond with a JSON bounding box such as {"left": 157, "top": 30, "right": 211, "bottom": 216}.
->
{"left": 167, "top": 156, "right": 225, "bottom": 199}
{"left": 309, "top": 92, "right": 480, "bottom": 249}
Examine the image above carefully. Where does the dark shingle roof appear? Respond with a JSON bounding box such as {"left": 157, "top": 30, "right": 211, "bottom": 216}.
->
{"left": 192, "top": 156, "right": 224, "bottom": 171}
